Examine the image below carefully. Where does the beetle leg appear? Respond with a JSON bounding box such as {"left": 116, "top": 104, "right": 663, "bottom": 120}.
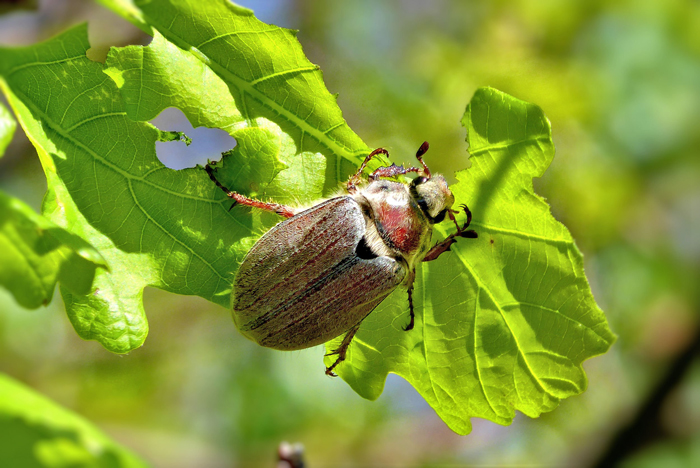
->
{"left": 347, "top": 147, "right": 390, "bottom": 193}
{"left": 422, "top": 237, "right": 457, "bottom": 262}
{"left": 325, "top": 324, "right": 361, "bottom": 377}
{"left": 403, "top": 280, "right": 415, "bottom": 331}
{"left": 423, "top": 204, "right": 478, "bottom": 262}
{"left": 204, "top": 163, "right": 296, "bottom": 218}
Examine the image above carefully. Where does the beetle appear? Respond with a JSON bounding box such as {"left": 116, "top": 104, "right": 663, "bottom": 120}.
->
{"left": 205, "top": 142, "right": 477, "bottom": 376}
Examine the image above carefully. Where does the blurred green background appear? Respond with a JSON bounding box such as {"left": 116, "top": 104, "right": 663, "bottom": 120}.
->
{"left": 1, "top": 0, "right": 699, "bottom": 466}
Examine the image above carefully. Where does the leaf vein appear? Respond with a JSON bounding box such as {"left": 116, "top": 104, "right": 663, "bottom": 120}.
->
{"left": 469, "top": 135, "right": 551, "bottom": 156}
{"left": 470, "top": 221, "right": 574, "bottom": 246}
{"left": 196, "top": 27, "right": 280, "bottom": 50}
{"left": 501, "top": 301, "right": 611, "bottom": 345}
{"left": 451, "top": 248, "right": 556, "bottom": 399}
{"left": 249, "top": 65, "right": 318, "bottom": 86}
{"left": 65, "top": 112, "right": 127, "bottom": 133}
{"left": 4, "top": 54, "right": 85, "bottom": 77}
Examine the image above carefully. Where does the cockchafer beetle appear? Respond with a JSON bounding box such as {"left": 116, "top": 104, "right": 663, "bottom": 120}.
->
{"left": 205, "top": 142, "right": 477, "bottom": 376}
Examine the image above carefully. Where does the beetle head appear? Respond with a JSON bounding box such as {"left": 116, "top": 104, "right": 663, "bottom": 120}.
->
{"left": 410, "top": 174, "right": 455, "bottom": 223}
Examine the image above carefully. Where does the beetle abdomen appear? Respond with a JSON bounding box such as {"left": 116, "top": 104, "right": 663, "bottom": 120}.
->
{"left": 232, "top": 197, "right": 405, "bottom": 350}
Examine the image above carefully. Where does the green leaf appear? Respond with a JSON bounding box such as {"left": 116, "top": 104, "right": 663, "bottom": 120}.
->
{"left": 0, "top": 101, "right": 15, "bottom": 157}
{"left": 326, "top": 88, "right": 616, "bottom": 434}
{"left": 102, "top": 0, "right": 371, "bottom": 190}
{"left": 102, "top": 29, "right": 313, "bottom": 201}
{"left": 0, "top": 0, "right": 615, "bottom": 434}
{"left": 0, "top": 0, "right": 368, "bottom": 353}
{"left": 0, "top": 190, "right": 106, "bottom": 309}
{"left": 0, "top": 373, "right": 149, "bottom": 467}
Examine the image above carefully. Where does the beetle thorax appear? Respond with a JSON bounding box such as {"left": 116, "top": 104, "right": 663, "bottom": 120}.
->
{"left": 353, "top": 175, "right": 454, "bottom": 269}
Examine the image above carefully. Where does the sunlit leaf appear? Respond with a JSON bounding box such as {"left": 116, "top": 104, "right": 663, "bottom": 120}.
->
{"left": 0, "top": 0, "right": 615, "bottom": 434}
{"left": 0, "top": 0, "right": 367, "bottom": 353}
{"left": 327, "top": 88, "right": 616, "bottom": 434}
{"left": 102, "top": 0, "right": 370, "bottom": 191}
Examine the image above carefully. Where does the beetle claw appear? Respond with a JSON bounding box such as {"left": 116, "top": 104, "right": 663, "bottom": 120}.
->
{"left": 325, "top": 356, "right": 342, "bottom": 376}
{"left": 323, "top": 325, "right": 360, "bottom": 376}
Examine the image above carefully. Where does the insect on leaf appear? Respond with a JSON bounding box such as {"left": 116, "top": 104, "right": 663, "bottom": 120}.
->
{"left": 0, "top": 0, "right": 615, "bottom": 434}
{"left": 327, "top": 88, "right": 616, "bottom": 435}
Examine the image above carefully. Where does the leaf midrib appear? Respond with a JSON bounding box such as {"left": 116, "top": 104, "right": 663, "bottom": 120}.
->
{"left": 9, "top": 87, "right": 229, "bottom": 284}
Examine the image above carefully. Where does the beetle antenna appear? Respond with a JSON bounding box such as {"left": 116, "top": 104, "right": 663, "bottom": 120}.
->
{"left": 415, "top": 141, "right": 431, "bottom": 178}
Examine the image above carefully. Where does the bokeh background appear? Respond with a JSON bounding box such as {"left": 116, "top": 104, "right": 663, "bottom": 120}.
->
{"left": 1, "top": 0, "right": 699, "bottom": 466}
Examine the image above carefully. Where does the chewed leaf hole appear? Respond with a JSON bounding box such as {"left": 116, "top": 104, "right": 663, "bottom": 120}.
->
{"left": 150, "top": 107, "right": 236, "bottom": 170}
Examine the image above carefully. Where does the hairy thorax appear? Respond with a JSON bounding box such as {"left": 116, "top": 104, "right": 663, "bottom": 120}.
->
{"left": 354, "top": 180, "right": 433, "bottom": 274}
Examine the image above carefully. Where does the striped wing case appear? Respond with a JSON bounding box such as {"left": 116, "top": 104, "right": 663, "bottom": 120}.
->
{"left": 233, "top": 196, "right": 406, "bottom": 350}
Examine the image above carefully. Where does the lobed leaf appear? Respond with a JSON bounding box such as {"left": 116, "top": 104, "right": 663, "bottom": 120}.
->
{"left": 0, "top": 0, "right": 615, "bottom": 434}
{"left": 0, "top": 190, "right": 106, "bottom": 309}
{"left": 0, "top": 0, "right": 368, "bottom": 353}
{"left": 0, "top": 373, "right": 148, "bottom": 467}
{"left": 327, "top": 88, "right": 616, "bottom": 434}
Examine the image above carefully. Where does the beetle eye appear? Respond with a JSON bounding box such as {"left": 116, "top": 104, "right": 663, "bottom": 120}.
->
{"left": 411, "top": 176, "right": 428, "bottom": 187}
{"left": 432, "top": 209, "right": 447, "bottom": 224}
